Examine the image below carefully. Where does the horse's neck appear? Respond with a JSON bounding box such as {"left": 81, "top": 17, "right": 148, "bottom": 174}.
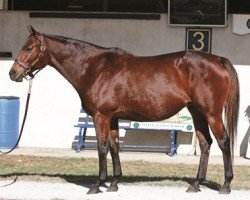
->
{"left": 46, "top": 36, "right": 96, "bottom": 91}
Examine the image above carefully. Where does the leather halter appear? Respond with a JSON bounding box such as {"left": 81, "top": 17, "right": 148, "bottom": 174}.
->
{"left": 14, "top": 34, "right": 46, "bottom": 79}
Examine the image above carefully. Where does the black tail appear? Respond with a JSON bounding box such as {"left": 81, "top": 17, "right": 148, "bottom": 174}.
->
{"left": 222, "top": 58, "right": 240, "bottom": 158}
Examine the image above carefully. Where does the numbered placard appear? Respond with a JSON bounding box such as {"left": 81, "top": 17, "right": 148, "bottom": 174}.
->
{"left": 186, "top": 28, "right": 211, "bottom": 53}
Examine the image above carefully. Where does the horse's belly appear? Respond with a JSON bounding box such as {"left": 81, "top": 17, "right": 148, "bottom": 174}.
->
{"left": 118, "top": 95, "right": 187, "bottom": 121}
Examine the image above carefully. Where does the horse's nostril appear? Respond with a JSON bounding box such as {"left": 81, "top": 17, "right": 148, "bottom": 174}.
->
{"left": 9, "top": 69, "right": 16, "bottom": 80}
{"left": 9, "top": 70, "right": 14, "bottom": 77}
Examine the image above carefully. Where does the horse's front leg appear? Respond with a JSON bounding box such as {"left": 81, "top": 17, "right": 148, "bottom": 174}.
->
{"left": 107, "top": 118, "right": 122, "bottom": 192}
{"left": 87, "top": 112, "right": 111, "bottom": 194}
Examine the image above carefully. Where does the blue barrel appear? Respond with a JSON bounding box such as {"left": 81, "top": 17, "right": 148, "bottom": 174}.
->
{"left": 0, "top": 96, "right": 20, "bottom": 149}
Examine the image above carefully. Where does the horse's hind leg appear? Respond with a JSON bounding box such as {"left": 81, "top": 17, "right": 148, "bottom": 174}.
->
{"left": 87, "top": 112, "right": 110, "bottom": 194}
{"left": 107, "top": 118, "right": 122, "bottom": 192}
{"left": 186, "top": 106, "right": 212, "bottom": 193}
{"left": 207, "top": 115, "right": 233, "bottom": 194}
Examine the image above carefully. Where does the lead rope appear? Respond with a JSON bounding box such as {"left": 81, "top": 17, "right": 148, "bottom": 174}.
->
{"left": 0, "top": 78, "right": 33, "bottom": 154}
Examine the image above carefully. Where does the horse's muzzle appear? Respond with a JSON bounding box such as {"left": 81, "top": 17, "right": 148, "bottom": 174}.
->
{"left": 9, "top": 69, "right": 23, "bottom": 82}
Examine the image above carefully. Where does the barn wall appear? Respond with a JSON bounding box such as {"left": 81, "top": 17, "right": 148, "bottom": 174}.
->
{"left": 1, "top": 11, "right": 250, "bottom": 156}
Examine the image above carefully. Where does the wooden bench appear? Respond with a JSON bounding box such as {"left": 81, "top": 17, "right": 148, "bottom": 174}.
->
{"left": 73, "top": 109, "right": 194, "bottom": 156}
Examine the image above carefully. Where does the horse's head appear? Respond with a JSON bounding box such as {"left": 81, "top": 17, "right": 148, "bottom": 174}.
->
{"left": 9, "top": 26, "right": 48, "bottom": 82}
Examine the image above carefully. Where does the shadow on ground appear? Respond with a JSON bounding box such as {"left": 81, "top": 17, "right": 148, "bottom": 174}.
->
{"left": 0, "top": 173, "right": 221, "bottom": 192}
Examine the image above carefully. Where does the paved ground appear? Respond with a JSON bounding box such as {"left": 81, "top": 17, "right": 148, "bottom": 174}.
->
{"left": 0, "top": 180, "right": 250, "bottom": 200}
{"left": 0, "top": 148, "right": 249, "bottom": 200}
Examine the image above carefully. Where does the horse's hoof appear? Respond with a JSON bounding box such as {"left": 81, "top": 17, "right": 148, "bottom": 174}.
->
{"left": 186, "top": 185, "right": 201, "bottom": 193}
{"left": 87, "top": 187, "right": 102, "bottom": 194}
{"left": 219, "top": 187, "right": 231, "bottom": 194}
{"left": 107, "top": 185, "right": 118, "bottom": 192}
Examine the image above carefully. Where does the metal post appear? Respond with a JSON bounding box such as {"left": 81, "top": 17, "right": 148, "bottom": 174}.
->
{"left": 169, "top": 130, "right": 177, "bottom": 156}
{"left": 76, "top": 127, "right": 84, "bottom": 152}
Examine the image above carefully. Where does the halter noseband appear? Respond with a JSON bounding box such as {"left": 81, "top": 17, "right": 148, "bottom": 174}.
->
{"left": 14, "top": 34, "right": 46, "bottom": 79}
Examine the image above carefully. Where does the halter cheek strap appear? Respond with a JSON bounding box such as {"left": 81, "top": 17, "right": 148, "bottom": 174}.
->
{"left": 14, "top": 34, "right": 47, "bottom": 79}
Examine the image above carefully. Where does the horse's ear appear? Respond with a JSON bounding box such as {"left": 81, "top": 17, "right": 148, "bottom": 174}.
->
{"left": 27, "top": 25, "right": 39, "bottom": 36}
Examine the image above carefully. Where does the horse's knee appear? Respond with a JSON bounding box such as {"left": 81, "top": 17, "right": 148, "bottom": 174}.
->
{"left": 199, "top": 142, "right": 211, "bottom": 153}
{"left": 109, "top": 138, "right": 119, "bottom": 152}
{"left": 198, "top": 135, "right": 212, "bottom": 153}
{"left": 98, "top": 140, "right": 109, "bottom": 155}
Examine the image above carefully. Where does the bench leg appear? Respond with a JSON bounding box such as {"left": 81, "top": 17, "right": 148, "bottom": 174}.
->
{"left": 76, "top": 127, "right": 87, "bottom": 153}
{"left": 169, "top": 130, "right": 177, "bottom": 157}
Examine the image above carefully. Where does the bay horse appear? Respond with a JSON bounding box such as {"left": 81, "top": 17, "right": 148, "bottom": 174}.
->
{"left": 9, "top": 26, "right": 239, "bottom": 195}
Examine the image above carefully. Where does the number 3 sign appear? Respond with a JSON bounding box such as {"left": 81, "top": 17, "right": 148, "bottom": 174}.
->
{"left": 186, "top": 28, "right": 211, "bottom": 53}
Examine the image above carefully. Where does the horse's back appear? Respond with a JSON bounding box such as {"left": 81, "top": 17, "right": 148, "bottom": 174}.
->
{"left": 125, "top": 51, "right": 232, "bottom": 118}
{"left": 87, "top": 49, "right": 234, "bottom": 121}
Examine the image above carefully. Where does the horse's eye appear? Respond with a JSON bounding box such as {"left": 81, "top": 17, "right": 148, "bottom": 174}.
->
{"left": 26, "top": 47, "right": 33, "bottom": 52}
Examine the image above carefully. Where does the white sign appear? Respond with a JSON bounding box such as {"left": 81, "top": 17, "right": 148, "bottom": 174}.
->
{"left": 130, "top": 108, "right": 194, "bottom": 132}
{"left": 232, "top": 14, "right": 250, "bottom": 35}
{"left": 130, "top": 121, "right": 193, "bottom": 132}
